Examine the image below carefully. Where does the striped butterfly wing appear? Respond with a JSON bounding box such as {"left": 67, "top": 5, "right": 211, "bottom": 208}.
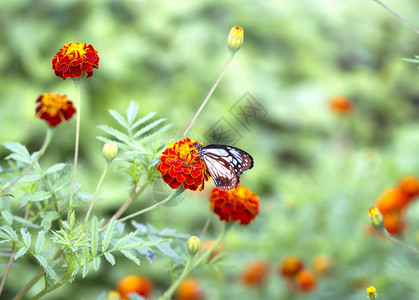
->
{"left": 198, "top": 144, "right": 254, "bottom": 191}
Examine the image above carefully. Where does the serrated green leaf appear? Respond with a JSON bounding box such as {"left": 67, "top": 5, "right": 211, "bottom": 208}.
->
{"left": 91, "top": 216, "right": 98, "bottom": 256}
{"left": 111, "top": 230, "right": 138, "bottom": 251}
{"left": 69, "top": 211, "right": 76, "bottom": 229}
{"left": 35, "top": 254, "right": 59, "bottom": 282}
{"left": 19, "top": 174, "right": 42, "bottom": 183}
{"left": 109, "top": 110, "right": 129, "bottom": 129}
{"left": 21, "top": 228, "right": 31, "bottom": 248}
{"left": 1, "top": 210, "right": 13, "bottom": 225}
{"left": 132, "top": 112, "right": 156, "bottom": 131}
{"left": 71, "top": 267, "right": 81, "bottom": 279}
{"left": 41, "top": 211, "right": 61, "bottom": 231}
{"left": 12, "top": 216, "right": 40, "bottom": 229}
{"left": 96, "top": 136, "right": 129, "bottom": 151}
{"left": 119, "top": 240, "right": 163, "bottom": 251}
{"left": 138, "top": 124, "right": 172, "bottom": 144}
{"left": 35, "top": 231, "right": 45, "bottom": 255}
{"left": 92, "top": 256, "right": 100, "bottom": 271}
{"left": 82, "top": 262, "right": 90, "bottom": 278}
{"left": 102, "top": 218, "right": 115, "bottom": 252}
{"left": 2, "top": 142, "right": 32, "bottom": 164}
{"left": 104, "top": 252, "right": 115, "bottom": 265}
{"left": 44, "top": 163, "right": 67, "bottom": 175}
{"left": 132, "top": 119, "right": 166, "bottom": 139}
{"left": 0, "top": 225, "right": 19, "bottom": 241}
{"left": 120, "top": 250, "right": 141, "bottom": 266}
{"left": 14, "top": 246, "right": 28, "bottom": 260}
{"left": 20, "top": 191, "right": 52, "bottom": 206}
{"left": 126, "top": 101, "right": 139, "bottom": 126}
{"left": 97, "top": 125, "right": 132, "bottom": 145}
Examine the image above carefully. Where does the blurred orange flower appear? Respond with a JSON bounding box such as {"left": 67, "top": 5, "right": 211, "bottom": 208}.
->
{"left": 175, "top": 278, "right": 204, "bottom": 300}
{"left": 279, "top": 256, "right": 304, "bottom": 278}
{"left": 200, "top": 240, "right": 224, "bottom": 263}
{"left": 382, "top": 211, "right": 405, "bottom": 236}
{"left": 328, "top": 96, "right": 353, "bottom": 115}
{"left": 376, "top": 188, "right": 409, "bottom": 214}
{"left": 312, "top": 255, "right": 332, "bottom": 276}
{"left": 52, "top": 42, "right": 99, "bottom": 79}
{"left": 35, "top": 92, "right": 76, "bottom": 127}
{"left": 157, "top": 138, "right": 209, "bottom": 191}
{"left": 117, "top": 275, "right": 153, "bottom": 299}
{"left": 398, "top": 176, "right": 419, "bottom": 199}
{"left": 209, "top": 185, "right": 259, "bottom": 225}
{"left": 241, "top": 260, "right": 270, "bottom": 286}
{"left": 296, "top": 270, "right": 316, "bottom": 292}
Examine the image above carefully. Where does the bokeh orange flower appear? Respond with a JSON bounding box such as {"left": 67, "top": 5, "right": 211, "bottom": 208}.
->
{"left": 241, "top": 260, "right": 270, "bottom": 287}
{"left": 312, "top": 255, "right": 332, "bottom": 276}
{"left": 117, "top": 275, "right": 153, "bottom": 299}
{"left": 199, "top": 240, "right": 224, "bottom": 263}
{"left": 157, "top": 138, "right": 208, "bottom": 191}
{"left": 52, "top": 42, "right": 99, "bottom": 79}
{"left": 376, "top": 188, "right": 409, "bottom": 213}
{"left": 398, "top": 176, "right": 419, "bottom": 199}
{"left": 209, "top": 185, "right": 259, "bottom": 225}
{"left": 328, "top": 96, "right": 353, "bottom": 115}
{"left": 35, "top": 92, "right": 76, "bottom": 127}
{"left": 175, "top": 278, "right": 204, "bottom": 300}
{"left": 296, "top": 270, "right": 316, "bottom": 292}
{"left": 279, "top": 256, "right": 304, "bottom": 278}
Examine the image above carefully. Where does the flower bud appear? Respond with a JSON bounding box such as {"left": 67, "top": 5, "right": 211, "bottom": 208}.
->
{"left": 367, "top": 286, "right": 377, "bottom": 299}
{"left": 227, "top": 26, "right": 244, "bottom": 53}
{"left": 368, "top": 207, "right": 384, "bottom": 231}
{"left": 187, "top": 236, "right": 200, "bottom": 256}
{"left": 102, "top": 142, "right": 118, "bottom": 162}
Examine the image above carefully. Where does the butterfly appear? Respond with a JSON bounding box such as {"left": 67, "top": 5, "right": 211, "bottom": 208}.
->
{"left": 194, "top": 143, "right": 254, "bottom": 191}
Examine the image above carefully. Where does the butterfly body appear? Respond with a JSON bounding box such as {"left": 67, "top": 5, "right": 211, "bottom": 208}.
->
{"left": 194, "top": 143, "right": 254, "bottom": 191}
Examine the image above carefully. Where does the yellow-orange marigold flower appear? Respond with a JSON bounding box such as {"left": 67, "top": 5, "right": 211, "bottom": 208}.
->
{"left": 209, "top": 185, "right": 259, "bottom": 225}
{"left": 367, "top": 286, "right": 377, "bottom": 299}
{"left": 312, "top": 255, "right": 332, "bottom": 276}
{"left": 117, "top": 275, "right": 153, "bottom": 299}
{"left": 279, "top": 256, "right": 304, "bottom": 278}
{"left": 241, "top": 260, "right": 270, "bottom": 287}
{"left": 399, "top": 176, "right": 419, "bottom": 199}
{"left": 296, "top": 270, "right": 316, "bottom": 292}
{"left": 157, "top": 138, "right": 208, "bottom": 191}
{"left": 35, "top": 92, "right": 76, "bottom": 127}
{"left": 52, "top": 42, "right": 99, "bottom": 79}
{"left": 376, "top": 188, "right": 409, "bottom": 214}
{"left": 382, "top": 211, "right": 405, "bottom": 236}
{"left": 175, "top": 278, "right": 204, "bottom": 300}
{"left": 328, "top": 96, "right": 353, "bottom": 115}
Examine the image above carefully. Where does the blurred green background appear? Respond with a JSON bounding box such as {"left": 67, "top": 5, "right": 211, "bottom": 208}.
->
{"left": 1, "top": 0, "right": 419, "bottom": 299}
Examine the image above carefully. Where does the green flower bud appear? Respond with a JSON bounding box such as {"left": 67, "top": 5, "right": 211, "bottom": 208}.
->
{"left": 187, "top": 236, "right": 200, "bottom": 256}
{"left": 102, "top": 142, "right": 118, "bottom": 162}
{"left": 368, "top": 207, "right": 384, "bottom": 231}
{"left": 227, "top": 26, "right": 244, "bottom": 53}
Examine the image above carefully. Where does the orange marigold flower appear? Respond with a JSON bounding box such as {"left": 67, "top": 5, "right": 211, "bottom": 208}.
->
{"left": 35, "top": 92, "right": 76, "bottom": 127}
{"left": 399, "top": 176, "right": 419, "bottom": 199}
{"left": 279, "top": 256, "right": 304, "bottom": 278}
{"left": 312, "top": 255, "right": 332, "bottom": 276}
{"left": 52, "top": 42, "right": 99, "bottom": 79}
{"left": 376, "top": 188, "right": 409, "bottom": 214}
{"left": 382, "top": 211, "right": 405, "bottom": 236}
{"left": 209, "top": 185, "right": 259, "bottom": 225}
{"left": 157, "top": 138, "right": 208, "bottom": 191}
{"left": 241, "top": 260, "right": 270, "bottom": 287}
{"left": 328, "top": 96, "right": 353, "bottom": 115}
{"left": 175, "top": 278, "right": 204, "bottom": 300}
{"left": 117, "top": 275, "right": 153, "bottom": 299}
{"left": 296, "top": 270, "right": 316, "bottom": 292}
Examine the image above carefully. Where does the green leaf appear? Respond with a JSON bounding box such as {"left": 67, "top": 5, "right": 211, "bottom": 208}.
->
{"left": 14, "top": 246, "right": 28, "bottom": 260}
{"left": 91, "top": 216, "right": 98, "bottom": 256}
{"left": 120, "top": 250, "right": 141, "bottom": 266}
{"left": 35, "top": 230, "right": 45, "bottom": 255}
{"left": 137, "top": 124, "right": 172, "bottom": 145}
{"left": 1, "top": 210, "right": 13, "bottom": 225}
{"left": 97, "top": 125, "right": 132, "bottom": 145}
{"left": 0, "top": 225, "right": 19, "bottom": 241}
{"left": 102, "top": 218, "right": 115, "bottom": 252}
{"left": 132, "top": 119, "right": 166, "bottom": 139}
{"left": 132, "top": 112, "right": 156, "bottom": 131}
{"left": 40, "top": 212, "right": 61, "bottom": 231}
{"left": 35, "top": 254, "right": 59, "bottom": 282}
{"left": 92, "top": 256, "right": 100, "bottom": 271}
{"left": 119, "top": 240, "right": 163, "bottom": 251}
{"left": 21, "top": 228, "right": 31, "bottom": 248}
{"left": 109, "top": 109, "right": 129, "bottom": 129}
{"left": 13, "top": 216, "right": 40, "bottom": 229}
{"left": 126, "top": 101, "right": 139, "bottom": 126}
{"left": 2, "top": 142, "right": 32, "bottom": 164}
{"left": 52, "top": 173, "right": 70, "bottom": 192}
{"left": 82, "top": 262, "right": 90, "bottom": 278}
{"left": 44, "top": 163, "right": 67, "bottom": 175}
{"left": 21, "top": 191, "right": 51, "bottom": 206}
{"left": 104, "top": 252, "right": 115, "bottom": 265}
{"left": 111, "top": 230, "right": 139, "bottom": 251}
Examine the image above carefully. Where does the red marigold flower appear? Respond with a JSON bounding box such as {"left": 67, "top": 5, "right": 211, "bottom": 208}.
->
{"left": 296, "top": 270, "right": 316, "bottom": 292}
{"left": 157, "top": 138, "right": 208, "bottom": 191}
{"left": 52, "top": 42, "right": 99, "bottom": 79}
{"left": 328, "top": 96, "right": 353, "bottom": 115}
{"left": 241, "top": 259, "right": 270, "bottom": 287}
{"left": 117, "top": 275, "right": 153, "bottom": 299}
{"left": 279, "top": 256, "right": 304, "bottom": 278}
{"left": 35, "top": 92, "right": 76, "bottom": 127}
{"left": 209, "top": 185, "right": 259, "bottom": 225}
{"left": 175, "top": 278, "right": 204, "bottom": 300}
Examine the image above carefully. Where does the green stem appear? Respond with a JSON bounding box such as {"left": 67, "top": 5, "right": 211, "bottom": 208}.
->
{"left": 384, "top": 230, "right": 419, "bottom": 254}
{"left": 160, "top": 257, "right": 193, "bottom": 300}
{"left": 182, "top": 53, "right": 234, "bottom": 137}
{"left": 115, "top": 188, "right": 185, "bottom": 225}
{"left": 68, "top": 77, "right": 82, "bottom": 221}
{"left": 81, "top": 162, "right": 108, "bottom": 231}
{"left": 2, "top": 128, "right": 54, "bottom": 193}
{"left": 12, "top": 270, "right": 44, "bottom": 300}
{"left": 373, "top": 0, "right": 419, "bottom": 34}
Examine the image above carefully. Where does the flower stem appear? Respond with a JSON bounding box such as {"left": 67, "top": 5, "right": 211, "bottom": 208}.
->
{"left": 182, "top": 53, "right": 234, "bottom": 137}
{"left": 160, "top": 257, "right": 193, "bottom": 300}
{"left": 68, "top": 77, "right": 82, "bottom": 221}
{"left": 384, "top": 230, "right": 419, "bottom": 254}
{"left": 373, "top": 0, "right": 419, "bottom": 34}
{"left": 81, "top": 162, "right": 108, "bottom": 231}
{"left": 12, "top": 271, "right": 44, "bottom": 300}
{"left": 1, "top": 128, "right": 54, "bottom": 193}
